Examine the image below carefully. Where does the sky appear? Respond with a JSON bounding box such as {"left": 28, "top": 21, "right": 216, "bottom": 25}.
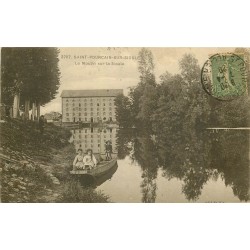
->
{"left": 41, "top": 47, "right": 235, "bottom": 114}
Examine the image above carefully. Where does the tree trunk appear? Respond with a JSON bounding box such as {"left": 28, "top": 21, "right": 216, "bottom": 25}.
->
{"left": 24, "top": 99, "right": 30, "bottom": 120}
{"left": 37, "top": 102, "right": 40, "bottom": 119}
{"left": 31, "top": 102, "right": 36, "bottom": 121}
{"left": 10, "top": 107, "right": 13, "bottom": 118}
{"left": 13, "top": 93, "right": 20, "bottom": 118}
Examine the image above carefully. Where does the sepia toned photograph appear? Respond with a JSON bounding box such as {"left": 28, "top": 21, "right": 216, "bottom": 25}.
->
{"left": 0, "top": 47, "right": 249, "bottom": 203}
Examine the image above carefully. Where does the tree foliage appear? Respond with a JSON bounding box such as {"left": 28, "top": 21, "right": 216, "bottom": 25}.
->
{"left": 1, "top": 47, "right": 60, "bottom": 109}
{"left": 128, "top": 48, "right": 158, "bottom": 127}
{"left": 116, "top": 49, "right": 249, "bottom": 131}
{"left": 114, "top": 94, "right": 133, "bottom": 128}
{"left": 137, "top": 48, "right": 155, "bottom": 85}
{"left": 114, "top": 48, "right": 250, "bottom": 202}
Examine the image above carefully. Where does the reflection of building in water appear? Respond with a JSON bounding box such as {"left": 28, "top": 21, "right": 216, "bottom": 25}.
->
{"left": 71, "top": 127, "right": 117, "bottom": 154}
{"left": 61, "top": 89, "right": 123, "bottom": 123}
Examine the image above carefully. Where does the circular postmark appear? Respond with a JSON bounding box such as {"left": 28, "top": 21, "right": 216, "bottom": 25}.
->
{"left": 201, "top": 53, "right": 248, "bottom": 101}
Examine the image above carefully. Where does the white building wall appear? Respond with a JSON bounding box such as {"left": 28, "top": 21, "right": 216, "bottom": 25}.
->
{"left": 62, "top": 96, "right": 117, "bottom": 123}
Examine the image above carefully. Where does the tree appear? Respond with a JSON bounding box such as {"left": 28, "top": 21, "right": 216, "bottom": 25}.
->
{"left": 179, "top": 53, "right": 200, "bottom": 85}
{"left": 114, "top": 94, "right": 133, "bottom": 128}
{"left": 1, "top": 47, "right": 60, "bottom": 119}
{"left": 1, "top": 48, "right": 27, "bottom": 116}
{"left": 129, "top": 48, "right": 158, "bottom": 127}
{"left": 179, "top": 54, "right": 211, "bottom": 129}
{"left": 128, "top": 85, "right": 143, "bottom": 124}
{"left": 137, "top": 84, "right": 158, "bottom": 126}
{"left": 137, "top": 48, "right": 155, "bottom": 86}
{"left": 151, "top": 73, "right": 186, "bottom": 133}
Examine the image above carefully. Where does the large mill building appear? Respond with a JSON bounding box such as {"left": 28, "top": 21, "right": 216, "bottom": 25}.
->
{"left": 61, "top": 89, "right": 123, "bottom": 123}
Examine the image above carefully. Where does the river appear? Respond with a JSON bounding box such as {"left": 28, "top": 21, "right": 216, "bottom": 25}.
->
{"left": 70, "top": 127, "right": 250, "bottom": 203}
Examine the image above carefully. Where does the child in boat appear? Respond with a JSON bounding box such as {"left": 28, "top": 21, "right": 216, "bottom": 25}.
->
{"left": 105, "top": 140, "right": 113, "bottom": 161}
{"left": 83, "top": 149, "right": 97, "bottom": 169}
{"left": 73, "top": 148, "right": 84, "bottom": 170}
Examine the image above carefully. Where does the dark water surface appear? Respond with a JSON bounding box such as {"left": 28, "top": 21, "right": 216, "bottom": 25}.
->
{"left": 71, "top": 127, "right": 250, "bottom": 202}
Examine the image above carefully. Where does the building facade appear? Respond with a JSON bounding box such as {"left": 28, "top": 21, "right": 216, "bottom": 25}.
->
{"left": 61, "top": 89, "right": 123, "bottom": 123}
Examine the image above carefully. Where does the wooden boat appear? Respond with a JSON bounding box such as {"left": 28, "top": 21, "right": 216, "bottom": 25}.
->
{"left": 70, "top": 158, "right": 117, "bottom": 178}
{"left": 94, "top": 162, "right": 118, "bottom": 186}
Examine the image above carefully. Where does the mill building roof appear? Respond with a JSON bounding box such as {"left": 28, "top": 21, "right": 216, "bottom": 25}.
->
{"left": 61, "top": 89, "right": 123, "bottom": 98}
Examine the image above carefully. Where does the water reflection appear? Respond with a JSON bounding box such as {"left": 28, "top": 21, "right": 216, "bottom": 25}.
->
{"left": 70, "top": 126, "right": 250, "bottom": 202}
{"left": 133, "top": 137, "right": 158, "bottom": 203}
{"left": 209, "top": 130, "right": 249, "bottom": 201}
{"left": 70, "top": 127, "right": 118, "bottom": 156}
{"left": 115, "top": 128, "right": 250, "bottom": 202}
{"left": 156, "top": 129, "right": 213, "bottom": 201}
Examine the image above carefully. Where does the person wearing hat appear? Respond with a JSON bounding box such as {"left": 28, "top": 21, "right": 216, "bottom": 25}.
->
{"left": 105, "top": 140, "right": 113, "bottom": 161}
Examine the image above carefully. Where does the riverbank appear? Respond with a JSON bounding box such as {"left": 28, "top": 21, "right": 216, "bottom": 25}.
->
{"left": 0, "top": 119, "right": 110, "bottom": 203}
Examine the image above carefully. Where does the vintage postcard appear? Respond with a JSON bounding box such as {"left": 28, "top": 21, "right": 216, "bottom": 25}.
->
{"left": 0, "top": 47, "right": 249, "bottom": 203}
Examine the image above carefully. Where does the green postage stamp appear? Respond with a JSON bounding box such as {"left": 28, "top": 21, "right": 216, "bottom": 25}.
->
{"left": 201, "top": 53, "right": 248, "bottom": 100}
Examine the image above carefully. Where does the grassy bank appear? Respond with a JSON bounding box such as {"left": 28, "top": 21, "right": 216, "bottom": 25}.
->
{"left": 0, "top": 119, "right": 110, "bottom": 203}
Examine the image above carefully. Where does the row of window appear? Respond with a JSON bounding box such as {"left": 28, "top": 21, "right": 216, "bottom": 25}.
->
{"left": 65, "top": 98, "right": 114, "bottom": 102}
{"left": 65, "top": 107, "right": 113, "bottom": 111}
{"left": 72, "top": 128, "right": 114, "bottom": 133}
{"left": 65, "top": 117, "right": 113, "bottom": 121}
{"left": 73, "top": 135, "right": 113, "bottom": 139}
{"left": 76, "top": 144, "right": 101, "bottom": 149}
{"left": 73, "top": 130, "right": 114, "bottom": 134}
{"left": 73, "top": 131, "right": 114, "bottom": 135}
{"left": 65, "top": 103, "right": 113, "bottom": 107}
{"left": 66, "top": 112, "right": 113, "bottom": 116}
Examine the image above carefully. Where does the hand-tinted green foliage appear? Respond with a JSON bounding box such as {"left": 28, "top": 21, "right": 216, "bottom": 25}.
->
{"left": 1, "top": 47, "right": 60, "bottom": 108}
